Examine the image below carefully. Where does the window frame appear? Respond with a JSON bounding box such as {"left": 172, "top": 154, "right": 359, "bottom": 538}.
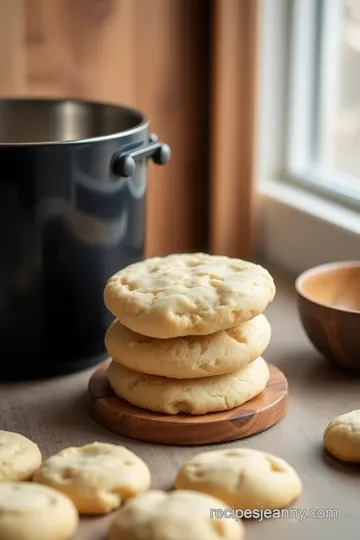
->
{"left": 257, "top": 0, "right": 360, "bottom": 276}
{"left": 286, "top": 0, "right": 360, "bottom": 211}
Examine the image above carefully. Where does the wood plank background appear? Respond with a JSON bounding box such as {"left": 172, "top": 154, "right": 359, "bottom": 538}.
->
{"left": 0, "top": 0, "right": 260, "bottom": 260}
{"left": 0, "top": 0, "right": 211, "bottom": 257}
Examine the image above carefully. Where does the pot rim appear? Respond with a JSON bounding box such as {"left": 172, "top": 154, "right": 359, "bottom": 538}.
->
{"left": 0, "top": 97, "right": 149, "bottom": 147}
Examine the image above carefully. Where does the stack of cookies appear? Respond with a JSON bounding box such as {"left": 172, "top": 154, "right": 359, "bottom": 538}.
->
{"left": 103, "top": 253, "right": 275, "bottom": 416}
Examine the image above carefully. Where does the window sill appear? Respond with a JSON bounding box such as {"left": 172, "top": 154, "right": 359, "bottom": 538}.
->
{"left": 258, "top": 179, "right": 360, "bottom": 276}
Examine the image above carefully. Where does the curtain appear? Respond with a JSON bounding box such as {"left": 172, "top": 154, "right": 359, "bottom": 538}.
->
{"left": 0, "top": 0, "right": 260, "bottom": 261}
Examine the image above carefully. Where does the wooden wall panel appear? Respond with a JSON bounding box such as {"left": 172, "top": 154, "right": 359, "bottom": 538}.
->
{"left": 131, "top": 0, "right": 210, "bottom": 257}
{"left": 2, "top": 0, "right": 210, "bottom": 257}
{"left": 25, "top": 0, "right": 136, "bottom": 102}
{"left": 209, "top": 0, "right": 260, "bottom": 259}
{"left": 0, "top": 0, "right": 26, "bottom": 95}
{"left": 0, "top": 0, "right": 259, "bottom": 259}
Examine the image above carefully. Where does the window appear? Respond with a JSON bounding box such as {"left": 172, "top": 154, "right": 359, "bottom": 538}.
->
{"left": 287, "top": 0, "right": 360, "bottom": 208}
{"left": 258, "top": 0, "right": 360, "bottom": 275}
{"left": 317, "top": 0, "right": 360, "bottom": 182}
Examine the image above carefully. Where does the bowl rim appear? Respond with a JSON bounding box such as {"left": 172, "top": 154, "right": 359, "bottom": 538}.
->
{"left": 295, "top": 260, "right": 360, "bottom": 314}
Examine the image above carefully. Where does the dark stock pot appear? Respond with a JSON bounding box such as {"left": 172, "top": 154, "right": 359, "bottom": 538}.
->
{"left": 0, "top": 98, "right": 170, "bottom": 379}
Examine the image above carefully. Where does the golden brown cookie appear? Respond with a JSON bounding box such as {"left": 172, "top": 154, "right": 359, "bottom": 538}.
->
{"left": 0, "top": 430, "right": 42, "bottom": 482}
{"left": 104, "top": 253, "right": 275, "bottom": 338}
{"left": 0, "top": 482, "right": 78, "bottom": 540}
{"left": 108, "top": 489, "right": 244, "bottom": 540}
{"left": 175, "top": 448, "right": 302, "bottom": 511}
{"left": 323, "top": 410, "right": 360, "bottom": 462}
{"left": 107, "top": 357, "right": 269, "bottom": 415}
{"left": 33, "top": 442, "right": 151, "bottom": 514}
{"left": 105, "top": 314, "right": 271, "bottom": 378}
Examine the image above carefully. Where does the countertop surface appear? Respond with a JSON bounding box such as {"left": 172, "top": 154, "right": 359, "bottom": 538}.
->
{"left": 1, "top": 269, "right": 359, "bottom": 540}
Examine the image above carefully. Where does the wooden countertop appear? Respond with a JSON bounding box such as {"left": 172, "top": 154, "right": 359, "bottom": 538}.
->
{"left": 1, "top": 270, "right": 359, "bottom": 540}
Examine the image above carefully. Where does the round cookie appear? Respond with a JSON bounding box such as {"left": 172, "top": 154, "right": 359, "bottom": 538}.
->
{"left": 107, "top": 356, "right": 269, "bottom": 415}
{"left": 108, "top": 489, "right": 244, "bottom": 540}
{"left": 106, "top": 313, "right": 271, "bottom": 379}
{"left": 33, "top": 442, "right": 151, "bottom": 514}
{"left": 175, "top": 448, "right": 302, "bottom": 510}
{"left": 104, "top": 252, "right": 275, "bottom": 339}
{"left": 323, "top": 410, "right": 360, "bottom": 462}
{"left": 0, "top": 482, "right": 78, "bottom": 540}
{"left": 0, "top": 430, "right": 42, "bottom": 481}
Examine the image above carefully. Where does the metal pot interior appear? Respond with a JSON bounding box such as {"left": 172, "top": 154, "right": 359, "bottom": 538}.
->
{"left": 0, "top": 98, "right": 145, "bottom": 145}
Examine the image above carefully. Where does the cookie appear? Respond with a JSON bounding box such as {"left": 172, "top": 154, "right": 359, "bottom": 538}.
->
{"left": 0, "top": 482, "right": 78, "bottom": 540}
{"left": 108, "top": 489, "right": 244, "bottom": 540}
{"left": 175, "top": 448, "right": 302, "bottom": 510}
{"left": 107, "top": 356, "right": 269, "bottom": 415}
{"left": 33, "top": 442, "right": 151, "bottom": 514}
{"left": 104, "top": 253, "right": 275, "bottom": 339}
{"left": 0, "top": 430, "right": 42, "bottom": 482}
{"left": 323, "top": 410, "right": 360, "bottom": 462}
{"left": 106, "top": 313, "right": 271, "bottom": 379}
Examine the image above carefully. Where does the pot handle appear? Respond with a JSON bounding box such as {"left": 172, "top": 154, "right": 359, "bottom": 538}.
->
{"left": 110, "top": 133, "right": 171, "bottom": 178}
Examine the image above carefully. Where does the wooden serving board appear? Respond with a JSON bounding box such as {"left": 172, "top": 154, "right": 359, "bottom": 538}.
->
{"left": 88, "top": 361, "right": 288, "bottom": 445}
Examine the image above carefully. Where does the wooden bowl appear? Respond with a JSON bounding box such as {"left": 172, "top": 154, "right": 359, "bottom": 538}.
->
{"left": 295, "top": 261, "right": 360, "bottom": 374}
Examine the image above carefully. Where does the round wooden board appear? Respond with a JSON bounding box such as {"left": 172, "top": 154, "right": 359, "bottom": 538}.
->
{"left": 88, "top": 361, "right": 288, "bottom": 445}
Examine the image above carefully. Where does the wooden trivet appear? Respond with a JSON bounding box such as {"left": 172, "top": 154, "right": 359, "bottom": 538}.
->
{"left": 88, "top": 361, "right": 288, "bottom": 445}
